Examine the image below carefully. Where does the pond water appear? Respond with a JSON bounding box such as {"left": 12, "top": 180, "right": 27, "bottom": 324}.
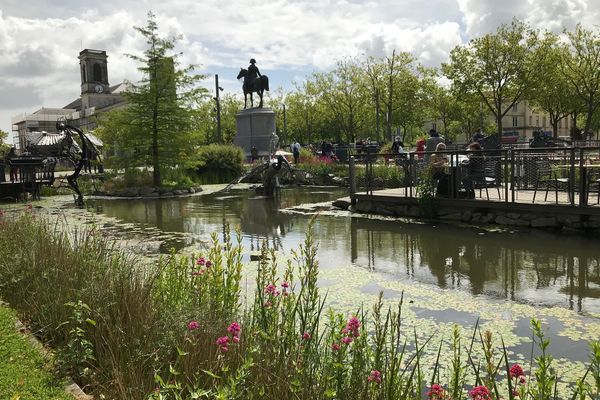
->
{"left": 86, "top": 186, "right": 600, "bottom": 372}
{"left": 88, "top": 186, "right": 600, "bottom": 314}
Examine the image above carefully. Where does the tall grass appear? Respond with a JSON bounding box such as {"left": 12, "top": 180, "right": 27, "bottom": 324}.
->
{"left": 0, "top": 209, "right": 598, "bottom": 399}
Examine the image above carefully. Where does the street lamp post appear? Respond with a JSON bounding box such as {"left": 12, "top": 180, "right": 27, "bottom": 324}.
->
{"left": 214, "top": 74, "right": 224, "bottom": 143}
{"left": 282, "top": 103, "right": 287, "bottom": 145}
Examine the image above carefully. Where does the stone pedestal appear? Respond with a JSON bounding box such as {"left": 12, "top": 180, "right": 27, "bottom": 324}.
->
{"left": 233, "top": 108, "right": 276, "bottom": 158}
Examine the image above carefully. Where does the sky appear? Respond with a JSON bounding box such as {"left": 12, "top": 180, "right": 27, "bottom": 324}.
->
{"left": 1, "top": 0, "right": 599, "bottom": 137}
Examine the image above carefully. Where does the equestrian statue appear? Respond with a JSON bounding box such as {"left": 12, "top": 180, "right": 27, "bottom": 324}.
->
{"left": 237, "top": 58, "right": 269, "bottom": 108}
{"left": 26, "top": 120, "right": 102, "bottom": 206}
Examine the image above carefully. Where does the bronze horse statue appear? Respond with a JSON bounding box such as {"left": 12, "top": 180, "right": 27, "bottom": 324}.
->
{"left": 237, "top": 68, "right": 269, "bottom": 108}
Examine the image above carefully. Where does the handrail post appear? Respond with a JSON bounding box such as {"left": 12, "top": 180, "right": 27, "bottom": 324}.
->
{"left": 503, "top": 149, "right": 508, "bottom": 202}
{"left": 578, "top": 147, "right": 585, "bottom": 207}
{"left": 569, "top": 147, "right": 575, "bottom": 206}
{"left": 349, "top": 156, "right": 356, "bottom": 202}
{"left": 510, "top": 149, "right": 515, "bottom": 203}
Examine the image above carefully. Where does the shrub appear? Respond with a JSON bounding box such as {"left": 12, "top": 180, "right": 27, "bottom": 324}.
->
{"left": 193, "top": 144, "right": 244, "bottom": 184}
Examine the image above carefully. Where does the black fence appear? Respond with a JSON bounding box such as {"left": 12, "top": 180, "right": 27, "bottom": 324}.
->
{"left": 349, "top": 147, "right": 600, "bottom": 207}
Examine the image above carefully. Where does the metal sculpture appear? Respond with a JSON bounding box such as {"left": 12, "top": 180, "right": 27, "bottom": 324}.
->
{"left": 26, "top": 121, "right": 102, "bottom": 206}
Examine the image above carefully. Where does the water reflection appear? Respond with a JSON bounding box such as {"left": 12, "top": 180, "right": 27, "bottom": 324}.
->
{"left": 88, "top": 188, "right": 600, "bottom": 313}
{"left": 348, "top": 217, "right": 600, "bottom": 313}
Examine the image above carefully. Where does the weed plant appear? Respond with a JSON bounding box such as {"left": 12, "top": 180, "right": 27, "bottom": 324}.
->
{"left": 0, "top": 210, "right": 598, "bottom": 399}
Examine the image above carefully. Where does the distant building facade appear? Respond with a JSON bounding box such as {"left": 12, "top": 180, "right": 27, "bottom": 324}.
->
{"left": 11, "top": 49, "right": 127, "bottom": 151}
{"left": 422, "top": 100, "right": 574, "bottom": 142}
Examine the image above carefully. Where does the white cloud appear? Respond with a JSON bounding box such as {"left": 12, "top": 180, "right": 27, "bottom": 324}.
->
{"left": 0, "top": 0, "right": 599, "bottom": 135}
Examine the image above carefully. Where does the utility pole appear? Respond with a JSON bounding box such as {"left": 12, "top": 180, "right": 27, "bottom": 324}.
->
{"left": 283, "top": 104, "right": 287, "bottom": 144}
{"left": 215, "top": 74, "right": 223, "bottom": 143}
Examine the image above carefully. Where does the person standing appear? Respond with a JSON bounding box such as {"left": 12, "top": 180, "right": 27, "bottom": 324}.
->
{"left": 251, "top": 145, "right": 258, "bottom": 162}
{"left": 424, "top": 129, "right": 443, "bottom": 163}
{"left": 290, "top": 139, "right": 301, "bottom": 164}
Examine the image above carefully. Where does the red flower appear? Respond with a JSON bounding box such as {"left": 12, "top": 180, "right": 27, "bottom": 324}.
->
{"left": 187, "top": 321, "right": 200, "bottom": 331}
{"left": 509, "top": 363, "right": 524, "bottom": 378}
{"left": 469, "top": 385, "right": 492, "bottom": 400}
{"left": 302, "top": 331, "right": 311, "bottom": 341}
{"left": 331, "top": 343, "right": 341, "bottom": 351}
{"left": 427, "top": 384, "right": 446, "bottom": 399}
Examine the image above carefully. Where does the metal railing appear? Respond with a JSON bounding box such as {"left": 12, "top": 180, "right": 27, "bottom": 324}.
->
{"left": 349, "top": 147, "right": 600, "bottom": 207}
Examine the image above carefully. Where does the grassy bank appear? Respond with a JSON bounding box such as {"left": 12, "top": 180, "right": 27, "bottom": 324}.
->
{"left": 0, "top": 305, "right": 71, "bottom": 400}
{"left": 0, "top": 209, "right": 598, "bottom": 399}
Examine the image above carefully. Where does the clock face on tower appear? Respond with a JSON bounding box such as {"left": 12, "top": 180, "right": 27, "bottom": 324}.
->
{"left": 94, "top": 84, "right": 104, "bottom": 93}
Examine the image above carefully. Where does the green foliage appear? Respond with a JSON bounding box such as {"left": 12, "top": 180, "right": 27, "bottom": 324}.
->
{"left": 443, "top": 19, "right": 540, "bottom": 136}
{"left": 416, "top": 165, "right": 436, "bottom": 218}
{"left": 192, "top": 144, "right": 244, "bottom": 184}
{"left": 56, "top": 301, "right": 96, "bottom": 382}
{"left": 0, "top": 213, "right": 598, "bottom": 400}
{"left": 0, "top": 305, "right": 71, "bottom": 400}
{"left": 96, "top": 12, "right": 207, "bottom": 186}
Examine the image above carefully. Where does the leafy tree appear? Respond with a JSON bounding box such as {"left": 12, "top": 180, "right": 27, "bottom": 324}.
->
{"left": 312, "top": 59, "right": 370, "bottom": 143}
{"left": 443, "top": 19, "right": 540, "bottom": 137}
{"left": 99, "top": 11, "right": 207, "bottom": 186}
{"left": 561, "top": 24, "right": 600, "bottom": 137}
{"left": 0, "top": 129, "right": 11, "bottom": 156}
{"left": 529, "top": 33, "right": 580, "bottom": 138}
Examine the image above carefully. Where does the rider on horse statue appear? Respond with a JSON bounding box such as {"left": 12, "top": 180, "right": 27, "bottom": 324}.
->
{"left": 247, "top": 59, "right": 261, "bottom": 88}
{"left": 238, "top": 58, "right": 269, "bottom": 108}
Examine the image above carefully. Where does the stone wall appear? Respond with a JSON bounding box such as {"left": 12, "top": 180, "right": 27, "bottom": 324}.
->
{"left": 347, "top": 198, "right": 600, "bottom": 231}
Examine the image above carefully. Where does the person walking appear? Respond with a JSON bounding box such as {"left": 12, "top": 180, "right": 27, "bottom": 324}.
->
{"left": 290, "top": 139, "right": 301, "bottom": 164}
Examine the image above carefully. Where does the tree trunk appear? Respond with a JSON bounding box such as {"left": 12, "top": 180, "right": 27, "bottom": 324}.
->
{"left": 152, "top": 109, "right": 161, "bottom": 186}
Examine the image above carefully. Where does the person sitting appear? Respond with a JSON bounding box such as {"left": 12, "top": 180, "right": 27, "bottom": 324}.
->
{"left": 472, "top": 127, "right": 485, "bottom": 143}
{"left": 430, "top": 142, "right": 449, "bottom": 196}
{"left": 416, "top": 138, "right": 426, "bottom": 161}
{"left": 461, "top": 142, "right": 485, "bottom": 199}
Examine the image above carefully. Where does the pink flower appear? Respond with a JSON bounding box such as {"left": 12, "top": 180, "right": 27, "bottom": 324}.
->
{"left": 345, "top": 316, "right": 361, "bottom": 337}
{"left": 427, "top": 384, "right": 445, "bottom": 399}
{"left": 341, "top": 336, "right": 353, "bottom": 345}
{"left": 510, "top": 364, "right": 524, "bottom": 379}
{"left": 264, "top": 300, "right": 273, "bottom": 308}
{"left": 192, "top": 270, "right": 204, "bottom": 276}
{"left": 232, "top": 336, "right": 240, "bottom": 343}
{"left": 205, "top": 260, "right": 212, "bottom": 268}
{"left": 227, "top": 322, "right": 241, "bottom": 337}
{"left": 264, "top": 283, "right": 279, "bottom": 296}
{"left": 302, "top": 331, "right": 311, "bottom": 341}
{"left": 187, "top": 321, "right": 200, "bottom": 331}
{"left": 216, "top": 336, "right": 229, "bottom": 352}
{"left": 331, "top": 343, "right": 341, "bottom": 351}
{"left": 196, "top": 257, "right": 205, "bottom": 266}
{"left": 281, "top": 281, "right": 290, "bottom": 288}
{"left": 367, "top": 370, "right": 382, "bottom": 384}
{"left": 519, "top": 376, "right": 526, "bottom": 385}
{"left": 469, "top": 386, "right": 492, "bottom": 400}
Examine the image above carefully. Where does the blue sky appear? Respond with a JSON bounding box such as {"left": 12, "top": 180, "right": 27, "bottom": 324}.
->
{"left": 1, "top": 0, "right": 599, "bottom": 135}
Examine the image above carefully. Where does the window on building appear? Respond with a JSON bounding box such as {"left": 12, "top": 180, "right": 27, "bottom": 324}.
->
{"left": 559, "top": 120, "right": 562, "bottom": 128}
{"left": 543, "top": 116, "right": 546, "bottom": 127}
{"left": 512, "top": 116, "right": 518, "bottom": 127}
{"left": 93, "top": 64, "right": 102, "bottom": 82}
{"left": 529, "top": 116, "right": 532, "bottom": 126}
{"left": 512, "top": 103, "right": 518, "bottom": 112}
{"left": 81, "top": 65, "right": 87, "bottom": 83}
{"left": 536, "top": 116, "right": 540, "bottom": 126}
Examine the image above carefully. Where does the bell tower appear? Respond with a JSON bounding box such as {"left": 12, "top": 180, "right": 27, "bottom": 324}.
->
{"left": 79, "top": 49, "right": 110, "bottom": 95}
